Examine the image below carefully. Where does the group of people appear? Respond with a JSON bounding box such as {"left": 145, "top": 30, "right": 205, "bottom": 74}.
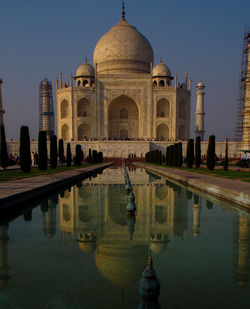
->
{"left": 8, "top": 152, "right": 39, "bottom": 166}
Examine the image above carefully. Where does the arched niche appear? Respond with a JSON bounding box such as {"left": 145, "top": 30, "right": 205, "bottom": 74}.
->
{"left": 77, "top": 98, "right": 91, "bottom": 117}
{"left": 156, "top": 124, "right": 169, "bottom": 140}
{"left": 78, "top": 124, "right": 91, "bottom": 140}
{"left": 83, "top": 80, "right": 89, "bottom": 87}
{"left": 108, "top": 95, "right": 139, "bottom": 139}
{"left": 179, "top": 125, "right": 186, "bottom": 140}
{"left": 61, "top": 124, "right": 69, "bottom": 140}
{"left": 61, "top": 100, "right": 69, "bottom": 118}
{"left": 159, "top": 80, "right": 165, "bottom": 87}
{"left": 157, "top": 98, "right": 169, "bottom": 118}
{"left": 79, "top": 205, "right": 92, "bottom": 223}
{"left": 63, "top": 204, "right": 71, "bottom": 222}
{"left": 179, "top": 100, "right": 186, "bottom": 119}
{"left": 155, "top": 206, "right": 167, "bottom": 224}
{"left": 155, "top": 185, "right": 168, "bottom": 200}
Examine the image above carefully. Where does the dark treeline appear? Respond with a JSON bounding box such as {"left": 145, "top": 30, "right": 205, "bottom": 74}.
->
{"left": 145, "top": 136, "right": 220, "bottom": 172}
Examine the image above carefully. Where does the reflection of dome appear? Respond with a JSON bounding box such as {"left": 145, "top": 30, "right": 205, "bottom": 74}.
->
{"left": 93, "top": 19, "right": 154, "bottom": 74}
{"left": 153, "top": 62, "right": 171, "bottom": 77}
{"left": 150, "top": 242, "right": 168, "bottom": 255}
{"left": 76, "top": 61, "right": 95, "bottom": 77}
{"left": 95, "top": 242, "right": 148, "bottom": 289}
{"left": 78, "top": 241, "right": 96, "bottom": 255}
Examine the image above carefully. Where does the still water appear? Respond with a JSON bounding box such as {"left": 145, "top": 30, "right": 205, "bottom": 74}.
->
{"left": 0, "top": 167, "right": 249, "bottom": 309}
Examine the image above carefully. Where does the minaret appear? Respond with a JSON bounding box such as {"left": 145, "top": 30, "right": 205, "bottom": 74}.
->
{"left": 138, "top": 255, "right": 161, "bottom": 309}
{"left": 0, "top": 225, "right": 9, "bottom": 287}
{"left": 242, "top": 32, "right": 250, "bottom": 149}
{"left": 235, "top": 217, "right": 250, "bottom": 287}
{"left": 192, "top": 195, "right": 201, "bottom": 237}
{"left": 39, "top": 79, "right": 54, "bottom": 138}
{"left": 195, "top": 81, "right": 206, "bottom": 141}
{"left": 42, "top": 199, "right": 56, "bottom": 238}
{"left": 0, "top": 79, "right": 5, "bottom": 125}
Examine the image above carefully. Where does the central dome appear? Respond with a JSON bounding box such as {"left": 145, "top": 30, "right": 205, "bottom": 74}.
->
{"left": 93, "top": 19, "right": 154, "bottom": 74}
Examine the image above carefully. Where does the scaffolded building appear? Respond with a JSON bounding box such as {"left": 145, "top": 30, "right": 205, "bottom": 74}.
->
{"left": 39, "top": 79, "right": 54, "bottom": 137}
{"left": 235, "top": 29, "right": 249, "bottom": 141}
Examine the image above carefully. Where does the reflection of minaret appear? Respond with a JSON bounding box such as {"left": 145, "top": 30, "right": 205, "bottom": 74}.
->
{"left": 0, "top": 79, "right": 5, "bottom": 125}
{"left": 42, "top": 198, "right": 57, "bottom": 238}
{"left": 138, "top": 255, "right": 161, "bottom": 309}
{"left": 192, "top": 195, "right": 201, "bottom": 237}
{"left": 0, "top": 225, "right": 9, "bottom": 287}
{"left": 235, "top": 216, "right": 250, "bottom": 287}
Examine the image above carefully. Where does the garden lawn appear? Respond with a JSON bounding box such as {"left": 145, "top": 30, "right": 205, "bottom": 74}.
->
{"left": 147, "top": 163, "right": 250, "bottom": 183}
{"left": 0, "top": 163, "right": 93, "bottom": 182}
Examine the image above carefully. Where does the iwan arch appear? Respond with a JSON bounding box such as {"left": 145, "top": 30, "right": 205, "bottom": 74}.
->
{"left": 56, "top": 9, "right": 191, "bottom": 142}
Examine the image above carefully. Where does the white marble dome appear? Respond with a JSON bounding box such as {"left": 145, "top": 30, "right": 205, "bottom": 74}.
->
{"left": 76, "top": 62, "right": 95, "bottom": 77}
{"left": 153, "top": 62, "right": 171, "bottom": 77}
{"left": 93, "top": 18, "right": 154, "bottom": 74}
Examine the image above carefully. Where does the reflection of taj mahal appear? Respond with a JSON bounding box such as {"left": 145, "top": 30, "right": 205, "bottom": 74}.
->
{"left": 56, "top": 7, "right": 191, "bottom": 142}
{"left": 58, "top": 168, "right": 189, "bottom": 289}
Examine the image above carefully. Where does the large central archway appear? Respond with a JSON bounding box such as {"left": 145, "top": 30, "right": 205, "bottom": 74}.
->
{"left": 108, "top": 95, "right": 139, "bottom": 139}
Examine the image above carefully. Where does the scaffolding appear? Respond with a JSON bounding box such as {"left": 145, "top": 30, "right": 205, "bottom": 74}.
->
{"left": 39, "top": 78, "right": 54, "bottom": 137}
{"left": 234, "top": 29, "right": 249, "bottom": 141}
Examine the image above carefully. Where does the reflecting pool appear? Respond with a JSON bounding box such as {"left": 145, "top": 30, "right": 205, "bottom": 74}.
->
{"left": 0, "top": 167, "right": 250, "bottom": 309}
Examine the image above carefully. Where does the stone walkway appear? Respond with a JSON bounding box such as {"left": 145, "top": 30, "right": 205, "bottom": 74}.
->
{"left": 0, "top": 163, "right": 112, "bottom": 209}
{"left": 135, "top": 163, "right": 250, "bottom": 209}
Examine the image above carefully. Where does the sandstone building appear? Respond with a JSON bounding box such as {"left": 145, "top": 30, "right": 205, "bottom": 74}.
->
{"left": 56, "top": 9, "right": 191, "bottom": 142}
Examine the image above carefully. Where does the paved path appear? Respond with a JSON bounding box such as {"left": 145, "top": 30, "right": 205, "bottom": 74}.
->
{"left": 0, "top": 163, "right": 112, "bottom": 209}
{"left": 135, "top": 163, "right": 250, "bottom": 209}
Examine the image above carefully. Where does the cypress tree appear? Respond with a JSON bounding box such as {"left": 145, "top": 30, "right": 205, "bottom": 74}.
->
{"left": 88, "top": 149, "right": 92, "bottom": 163}
{"left": 93, "top": 150, "right": 98, "bottom": 163}
{"left": 20, "top": 126, "right": 31, "bottom": 173}
{"left": 177, "top": 142, "right": 183, "bottom": 167}
{"left": 186, "top": 139, "right": 194, "bottom": 168}
{"left": 75, "top": 144, "right": 82, "bottom": 166}
{"left": 206, "top": 201, "right": 213, "bottom": 209}
{"left": 173, "top": 143, "right": 178, "bottom": 166}
{"left": 195, "top": 136, "right": 201, "bottom": 169}
{"left": 169, "top": 145, "right": 174, "bottom": 166}
{"left": 224, "top": 138, "right": 229, "bottom": 172}
{"left": 38, "top": 131, "right": 47, "bottom": 170}
{"left": 58, "top": 139, "right": 64, "bottom": 166}
{"left": 194, "top": 194, "right": 200, "bottom": 204}
{"left": 50, "top": 135, "right": 57, "bottom": 169}
{"left": 206, "top": 135, "right": 216, "bottom": 171}
{"left": 0, "top": 124, "right": 8, "bottom": 170}
{"left": 23, "top": 209, "right": 32, "bottom": 222}
{"left": 185, "top": 189, "right": 193, "bottom": 200}
{"left": 166, "top": 147, "right": 169, "bottom": 166}
{"left": 66, "top": 143, "right": 72, "bottom": 167}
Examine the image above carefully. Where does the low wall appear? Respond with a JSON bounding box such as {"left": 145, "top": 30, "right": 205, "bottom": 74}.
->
{"left": 6, "top": 140, "right": 245, "bottom": 159}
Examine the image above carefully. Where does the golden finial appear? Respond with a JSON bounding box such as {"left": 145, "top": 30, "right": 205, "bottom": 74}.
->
{"left": 122, "top": 1, "right": 125, "bottom": 20}
{"left": 147, "top": 254, "right": 153, "bottom": 268}
{"left": 160, "top": 56, "right": 163, "bottom": 63}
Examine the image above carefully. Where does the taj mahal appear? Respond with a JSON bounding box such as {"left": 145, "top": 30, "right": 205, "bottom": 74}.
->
{"left": 4, "top": 3, "right": 250, "bottom": 158}
{"left": 56, "top": 5, "right": 193, "bottom": 142}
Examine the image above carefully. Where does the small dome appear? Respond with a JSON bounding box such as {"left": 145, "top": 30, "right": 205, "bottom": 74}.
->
{"left": 95, "top": 242, "right": 148, "bottom": 289}
{"left": 93, "top": 18, "right": 154, "bottom": 74}
{"left": 153, "top": 62, "right": 171, "bottom": 77}
{"left": 197, "top": 81, "right": 205, "bottom": 87}
{"left": 150, "top": 242, "right": 168, "bottom": 255}
{"left": 78, "top": 240, "right": 96, "bottom": 255}
{"left": 76, "top": 61, "right": 95, "bottom": 77}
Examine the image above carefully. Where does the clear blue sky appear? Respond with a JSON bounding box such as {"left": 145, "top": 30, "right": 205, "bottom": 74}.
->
{"left": 0, "top": 0, "right": 249, "bottom": 140}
